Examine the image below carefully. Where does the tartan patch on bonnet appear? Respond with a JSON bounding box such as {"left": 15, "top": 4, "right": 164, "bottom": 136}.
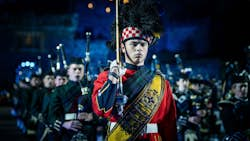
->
{"left": 120, "top": 27, "right": 154, "bottom": 44}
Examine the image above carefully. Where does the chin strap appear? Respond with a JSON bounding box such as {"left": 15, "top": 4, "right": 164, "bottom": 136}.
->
{"left": 123, "top": 43, "right": 137, "bottom": 65}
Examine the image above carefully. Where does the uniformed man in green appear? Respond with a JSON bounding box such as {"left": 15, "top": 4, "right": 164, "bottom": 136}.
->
{"left": 37, "top": 70, "right": 69, "bottom": 141}
{"left": 28, "top": 71, "right": 54, "bottom": 140}
{"left": 48, "top": 57, "right": 96, "bottom": 141}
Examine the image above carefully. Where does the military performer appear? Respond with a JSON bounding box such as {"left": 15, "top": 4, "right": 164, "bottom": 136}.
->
{"left": 174, "top": 72, "right": 194, "bottom": 141}
{"left": 219, "top": 73, "right": 249, "bottom": 141}
{"left": 13, "top": 78, "right": 34, "bottom": 134}
{"left": 48, "top": 57, "right": 97, "bottom": 141}
{"left": 30, "top": 71, "right": 55, "bottom": 140}
{"left": 174, "top": 72, "right": 209, "bottom": 141}
{"left": 36, "top": 70, "right": 68, "bottom": 141}
{"left": 92, "top": 0, "right": 177, "bottom": 140}
{"left": 54, "top": 70, "right": 68, "bottom": 87}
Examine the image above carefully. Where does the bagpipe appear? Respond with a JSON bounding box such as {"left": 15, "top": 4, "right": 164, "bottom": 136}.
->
{"left": 39, "top": 44, "right": 69, "bottom": 141}
{"left": 77, "top": 31, "right": 92, "bottom": 113}
{"left": 55, "top": 43, "right": 68, "bottom": 71}
{"left": 50, "top": 43, "right": 68, "bottom": 73}
{"left": 71, "top": 32, "right": 93, "bottom": 141}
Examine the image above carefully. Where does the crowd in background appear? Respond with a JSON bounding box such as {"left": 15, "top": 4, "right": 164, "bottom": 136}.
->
{"left": 0, "top": 55, "right": 249, "bottom": 141}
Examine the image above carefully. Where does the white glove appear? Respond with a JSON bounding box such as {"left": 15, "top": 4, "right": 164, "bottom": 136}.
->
{"left": 188, "top": 116, "right": 201, "bottom": 125}
{"left": 62, "top": 120, "right": 82, "bottom": 132}
{"left": 77, "top": 112, "right": 93, "bottom": 121}
{"left": 109, "top": 60, "right": 126, "bottom": 84}
{"left": 109, "top": 60, "right": 126, "bottom": 76}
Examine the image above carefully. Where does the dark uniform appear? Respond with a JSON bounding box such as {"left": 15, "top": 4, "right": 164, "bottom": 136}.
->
{"left": 219, "top": 73, "right": 249, "bottom": 141}
{"left": 31, "top": 87, "right": 54, "bottom": 140}
{"left": 14, "top": 80, "right": 34, "bottom": 134}
{"left": 175, "top": 77, "right": 214, "bottom": 141}
{"left": 31, "top": 88, "right": 52, "bottom": 119}
{"left": 49, "top": 80, "right": 96, "bottom": 141}
{"left": 48, "top": 58, "right": 97, "bottom": 141}
{"left": 30, "top": 71, "right": 55, "bottom": 141}
{"left": 38, "top": 70, "right": 68, "bottom": 141}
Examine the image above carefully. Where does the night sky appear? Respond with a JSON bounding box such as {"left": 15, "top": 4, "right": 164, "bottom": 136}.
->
{"left": 0, "top": 0, "right": 249, "bottom": 90}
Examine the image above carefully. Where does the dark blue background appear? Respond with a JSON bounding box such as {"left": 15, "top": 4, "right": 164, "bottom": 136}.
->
{"left": 0, "top": 0, "right": 249, "bottom": 90}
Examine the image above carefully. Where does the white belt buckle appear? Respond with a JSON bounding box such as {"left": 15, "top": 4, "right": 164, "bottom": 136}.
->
{"left": 145, "top": 123, "right": 158, "bottom": 133}
{"left": 109, "top": 122, "right": 158, "bottom": 133}
{"left": 65, "top": 113, "right": 77, "bottom": 120}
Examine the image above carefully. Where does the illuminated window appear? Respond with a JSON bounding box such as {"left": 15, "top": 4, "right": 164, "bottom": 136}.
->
{"left": 15, "top": 31, "right": 44, "bottom": 52}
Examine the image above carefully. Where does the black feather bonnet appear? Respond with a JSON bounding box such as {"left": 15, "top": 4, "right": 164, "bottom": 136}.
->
{"left": 107, "top": 0, "right": 164, "bottom": 50}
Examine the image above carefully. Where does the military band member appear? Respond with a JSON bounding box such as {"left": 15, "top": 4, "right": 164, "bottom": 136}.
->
{"left": 92, "top": 1, "right": 177, "bottom": 140}
{"left": 174, "top": 72, "right": 193, "bottom": 141}
{"left": 54, "top": 70, "right": 68, "bottom": 87}
{"left": 14, "top": 78, "right": 34, "bottom": 134}
{"left": 219, "top": 73, "right": 249, "bottom": 141}
{"left": 38, "top": 70, "right": 68, "bottom": 141}
{"left": 48, "top": 57, "right": 96, "bottom": 141}
{"left": 30, "top": 71, "right": 55, "bottom": 141}
{"left": 174, "top": 72, "right": 208, "bottom": 141}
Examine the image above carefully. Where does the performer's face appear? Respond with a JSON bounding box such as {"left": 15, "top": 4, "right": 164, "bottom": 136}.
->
{"left": 232, "top": 82, "right": 248, "bottom": 99}
{"left": 55, "top": 75, "right": 68, "bottom": 87}
{"left": 30, "top": 76, "right": 41, "bottom": 87}
{"left": 67, "top": 64, "right": 84, "bottom": 82}
{"left": 122, "top": 39, "right": 149, "bottom": 66}
{"left": 43, "top": 75, "right": 55, "bottom": 88}
{"left": 176, "top": 78, "right": 189, "bottom": 92}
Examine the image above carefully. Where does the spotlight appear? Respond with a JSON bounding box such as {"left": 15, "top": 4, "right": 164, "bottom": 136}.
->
{"left": 123, "top": 0, "right": 129, "bottom": 4}
{"left": 88, "top": 2, "right": 94, "bottom": 9}
{"left": 105, "top": 7, "right": 111, "bottom": 13}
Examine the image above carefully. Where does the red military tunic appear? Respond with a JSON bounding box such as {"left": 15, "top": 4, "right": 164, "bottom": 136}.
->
{"left": 92, "top": 68, "right": 177, "bottom": 141}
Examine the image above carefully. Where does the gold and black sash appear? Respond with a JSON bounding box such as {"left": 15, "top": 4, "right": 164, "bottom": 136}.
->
{"left": 123, "top": 68, "right": 154, "bottom": 104}
{"left": 107, "top": 74, "right": 165, "bottom": 141}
